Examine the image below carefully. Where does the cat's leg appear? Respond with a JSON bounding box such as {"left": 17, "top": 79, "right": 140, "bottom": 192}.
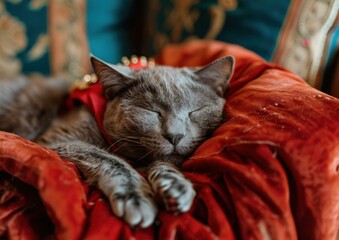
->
{"left": 148, "top": 161, "right": 196, "bottom": 213}
{"left": 48, "top": 140, "right": 157, "bottom": 228}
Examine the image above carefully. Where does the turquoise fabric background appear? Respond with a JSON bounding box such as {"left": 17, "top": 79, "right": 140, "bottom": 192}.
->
{"left": 154, "top": 0, "right": 291, "bottom": 61}
{"left": 215, "top": 0, "right": 290, "bottom": 61}
{"left": 4, "top": 0, "right": 50, "bottom": 75}
{"left": 323, "top": 26, "right": 339, "bottom": 92}
{"left": 86, "top": 0, "right": 136, "bottom": 64}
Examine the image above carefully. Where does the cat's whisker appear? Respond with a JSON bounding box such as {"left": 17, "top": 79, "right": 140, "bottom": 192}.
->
{"left": 137, "top": 150, "right": 153, "bottom": 162}
{"left": 108, "top": 137, "right": 142, "bottom": 151}
{"left": 107, "top": 139, "right": 124, "bottom": 151}
{"left": 112, "top": 142, "right": 143, "bottom": 153}
{"left": 115, "top": 137, "right": 138, "bottom": 144}
{"left": 111, "top": 142, "right": 130, "bottom": 153}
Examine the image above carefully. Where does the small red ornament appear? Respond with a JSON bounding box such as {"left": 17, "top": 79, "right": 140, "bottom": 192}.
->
{"left": 301, "top": 38, "right": 309, "bottom": 47}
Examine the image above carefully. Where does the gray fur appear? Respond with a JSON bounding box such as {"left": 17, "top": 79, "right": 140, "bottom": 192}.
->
{"left": 0, "top": 76, "right": 70, "bottom": 140}
{"left": 0, "top": 55, "right": 234, "bottom": 228}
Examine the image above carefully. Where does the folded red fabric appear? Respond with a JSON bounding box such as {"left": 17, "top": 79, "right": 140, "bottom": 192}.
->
{"left": 1, "top": 40, "right": 338, "bottom": 240}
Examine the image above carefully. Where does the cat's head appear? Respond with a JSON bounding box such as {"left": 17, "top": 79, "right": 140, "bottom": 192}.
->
{"left": 91, "top": 56, "right": 234, "bottom": 166}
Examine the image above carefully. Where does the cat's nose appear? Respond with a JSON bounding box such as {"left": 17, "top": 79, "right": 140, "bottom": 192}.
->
{"left": 163, "top": 133, "right": 184, "bottom": 146}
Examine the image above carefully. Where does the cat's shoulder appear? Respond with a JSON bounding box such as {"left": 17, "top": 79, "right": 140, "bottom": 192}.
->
{"left": 38, "top": 106, "right": 106, "bottom": 147}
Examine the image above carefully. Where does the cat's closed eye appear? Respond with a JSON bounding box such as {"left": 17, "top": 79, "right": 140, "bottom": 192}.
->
{"left": 139, "top": 107, "right": 162, "bottom": 119}
{"left": 189, "top": 106, "right": 207, "bottom": 118}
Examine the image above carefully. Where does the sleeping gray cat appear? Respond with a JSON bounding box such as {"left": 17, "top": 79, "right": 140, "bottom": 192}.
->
{"left": 0, "top": 56, "right": 234, "bottom": 228}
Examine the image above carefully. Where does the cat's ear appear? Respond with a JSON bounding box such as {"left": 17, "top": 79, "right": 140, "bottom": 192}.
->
{"left": 90, "top": 55, "right": 136, "bottom": 100}
{"left": 195, "top": 56, "right": 235, "bottom": 97}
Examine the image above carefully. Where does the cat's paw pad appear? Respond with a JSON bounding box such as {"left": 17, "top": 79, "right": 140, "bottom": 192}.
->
{"left": 108, "top": 180, "right": 157, "bottom": 228}
{"left": 152, "top": 173, "right": 195, "bottom": 213}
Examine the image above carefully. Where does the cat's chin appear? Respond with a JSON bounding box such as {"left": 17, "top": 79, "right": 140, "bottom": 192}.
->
{"left": 113, "top": 140, "right": 195, "bottom": 167}
{"left": 159, "top": 147, "right": 195, "bottom": 166}
{"left": 160, "top": 153, "right": 186, "bottom": 166}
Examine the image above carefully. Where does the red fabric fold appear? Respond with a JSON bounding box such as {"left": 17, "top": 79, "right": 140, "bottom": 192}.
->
{"left": 1, "top": 40, "right": 339, "bottom": 240}
{"left": 66, "top": 83, "right": 112, "bottom": 145}
{"left": 0, "top": 133, "right": 86, "bottom": 239}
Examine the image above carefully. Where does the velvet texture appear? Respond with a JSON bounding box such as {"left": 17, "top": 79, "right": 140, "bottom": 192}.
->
{"left": 1, "top": 40, "right": 339, "bottom": 240}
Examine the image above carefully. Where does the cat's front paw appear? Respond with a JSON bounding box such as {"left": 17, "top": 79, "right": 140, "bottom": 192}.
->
{"left": 102, "top": 176, "right": 158, "bottom": 228}
{"left": 149, "top": 170, "right": 196, "bottom": 213}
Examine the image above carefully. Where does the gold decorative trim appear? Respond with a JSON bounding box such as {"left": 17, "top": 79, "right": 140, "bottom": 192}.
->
{"left": 70, "top": 73, "right": 97, "bottom": 92}
{"left": 272, "top": 0, "right": 339, "bottom": 88}
{"left": 0, "top": 11, "right": 27, "bottom": 77}
{"left": 49, "top": 0, "right": 90, "bottom": 80}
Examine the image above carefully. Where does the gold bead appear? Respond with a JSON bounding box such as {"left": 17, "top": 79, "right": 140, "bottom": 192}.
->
{"left": 131, "top": 55, "right": 138, "bottom": 64}
{"left": 148, "top": 58, "right": 155, "bottom": 67}
{"left": 140, "top": 56, "right": 147, "bottom": 66}
{"left": 121, "top": 56, "right": 130, "bottom": 66}
{"left": 83, "top": 74, "right": 92, "bottom": 82}
{"left": 90, "top": 74, "right": 97, "bottom": 83}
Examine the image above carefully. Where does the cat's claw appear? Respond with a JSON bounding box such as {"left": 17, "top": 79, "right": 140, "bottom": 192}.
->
{"left": 103, "top": 176, "right": 158, "bottom": 228}
{"left": 109, "top": 191, "right": 157, "bottom": 228}
{"left": 151, "top": 172, "right": 196, "bottom": 213}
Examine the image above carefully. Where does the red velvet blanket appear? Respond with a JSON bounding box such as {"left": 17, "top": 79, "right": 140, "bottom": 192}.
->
{"left": 1, "top": 40, "right": 339, "bottom": 240}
